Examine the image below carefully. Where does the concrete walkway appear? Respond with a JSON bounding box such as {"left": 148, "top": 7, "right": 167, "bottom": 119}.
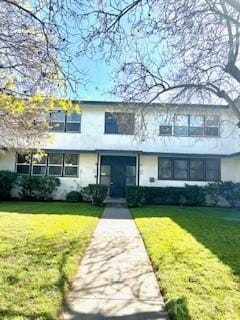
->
{"left": 60, "top": 207, "right": 169, "bottom": 320}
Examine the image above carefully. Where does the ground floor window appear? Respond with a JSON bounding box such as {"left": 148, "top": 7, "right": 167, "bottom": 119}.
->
{"left": 158, "top": 157, "right": 220, "bottom": 181}
{"left": 16, "top": 153, "right": 79, "bottom": 177}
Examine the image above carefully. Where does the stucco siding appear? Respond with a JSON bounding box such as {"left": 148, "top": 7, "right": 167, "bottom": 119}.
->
{"left": 44, "top": 104, "right": 240, "bottom": 156}
{"left": 0, "top": 151, "right": 16, "bottom": 171}
{"left": 221, "top": 157, "right": 240, "bottom": 182}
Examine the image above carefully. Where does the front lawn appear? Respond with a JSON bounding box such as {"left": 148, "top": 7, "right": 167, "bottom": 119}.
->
{"left": 132, "top": 206, "right": 240, "bottom": 320}
{"left": 0, "top": 201, "right": 102, "bottom": 320}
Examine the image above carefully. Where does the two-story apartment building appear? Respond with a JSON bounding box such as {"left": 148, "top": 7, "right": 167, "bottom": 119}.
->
{"left": 0, "top": 100, "right": 240, "bottom": 199}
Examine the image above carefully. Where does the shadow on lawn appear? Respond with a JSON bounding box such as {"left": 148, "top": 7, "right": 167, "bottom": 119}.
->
{"left": 0, "top": 201, "right": 101, "bottom": 216}
{"left": 136, "top": 207, "right": 240, "bottom": 277}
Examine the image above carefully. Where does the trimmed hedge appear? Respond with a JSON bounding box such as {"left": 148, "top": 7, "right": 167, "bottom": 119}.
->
{"left": 82, "top": 184, "right": 108, "bottom": 206}
{"left": 126, "top": 186, "right": 145, "bottom": 207}
{"left": 0, "top": 170, "right": 17, "bottom": 200}
{"left": 126, "top": 185, "right": 206, "bottom": 207}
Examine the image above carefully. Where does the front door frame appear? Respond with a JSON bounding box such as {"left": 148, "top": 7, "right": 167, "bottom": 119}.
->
{"left": 98, "top": 154, "right": 138, "bottom": 198}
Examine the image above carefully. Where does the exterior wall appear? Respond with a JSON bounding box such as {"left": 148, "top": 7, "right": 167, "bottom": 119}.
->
{"left": 221, "top": 157, "right": 240, "bottom": 182}
{"left": 0, "top": 151, "right": 16, "bottom": 171}
{"left": 45, "top": 103, "right": 240, "bottom": 156}
{"left": 1, "top": 102, "right": 240, "bottom": 200}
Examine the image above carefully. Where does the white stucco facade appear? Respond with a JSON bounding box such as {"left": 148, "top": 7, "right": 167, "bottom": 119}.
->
{"left": 1, "top": 101, "right": 240, "bottom": 199}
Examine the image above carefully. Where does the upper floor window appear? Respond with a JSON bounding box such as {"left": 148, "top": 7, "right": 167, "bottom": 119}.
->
{"left": 159, "top": 114, "right": 220, "bottom": 137}
{"left": 158, "top": 157, "right": 220, "bottom": 181}
{"left": 50, "top": 111, "right": 81, "bottom": 132}
{"left": 105, "top": 112, "right": 135, "bottom": 135}
{"left": 16, "top": 153, "right": 79, "bottom": 177}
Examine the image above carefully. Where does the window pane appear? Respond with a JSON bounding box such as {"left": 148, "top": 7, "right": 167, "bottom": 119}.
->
{"left": 51, "top": 111, "right": 65, "bottom": 122}
{"left": 159, "top": 125, "right": 172, "bottom": 135}
{"left": 50, "top": 111, "right": 65, "bottom": 132}
{"left": 66, "top": 123, "right": 80, "bottom": 132}
{"left": 118, "top": 113, "right": 135, "bottom": 135}
{"left": 205, "top": 116, "right": 219, "bottom": 127}
{"left": 100, "top": 176, "right": 110, "bottom": 185}
{"left": 175, "top": 114, "right": 188, "bottom": 126}
{"left": 174, "top": 126, "right": 188, "bottom": 136}
{"left": 67, "top": 112, "right": 81, "bottom": 122}
{"left": 206, "top": 159, "right": 220, "bottom": 181}
{"left": 189, "top": 115, "right": 204, "bottom": 136}
{"left": 190, "top": 127, "right": 204, "bottom": 136}
{"left": 158, "top": 159, "right": 172, "bottom": 179}
{"left": 32, "top": 165, "right": 47, "bottom": 175}
{"left": 205, "top": 127, "right": 219, "bottom": 137}
{"left": 101, "top": 165, "right": 111, "bottom": 176}
{"left": 190, "top": 115, "right": 204, "bottom": 127}
{"left": 17, "top": 154, "right": 30, "bottom": 164}
{"left": 126, "top": 166, "right": 136, "bottom": 177}
{"left": 48, "top": 166, "right": 62, "bottom": 176}
{"left": 105, "top": 113, "right": 118, "bottom": 133}
{"left": 174, "top": 159, "right": 188, "bottom": 179}
{"left": 105, "top": 112, "right": 135, "bottom": 135}
{"left": 64, "top": 166, "right": 78, "bottom": 177}
{"left": 48, "top": 154, "right": 63, "bottom": 165}
{"left": 17, "top": 165, "right": 30, "bottom": 174}
{"left": 65, "top": 154, "right": 78, "bottom": 166}
{"left": 51, "top": 122, "right": 65, "bottom": 132}
{"left": 190, "top": 160, "right": 205, "bottom": 180}
{"left": 32, "top": 154, "right": 47, "bottom": 164}
{"left": 126, "top": 176, "right": 136, "bottom": 186}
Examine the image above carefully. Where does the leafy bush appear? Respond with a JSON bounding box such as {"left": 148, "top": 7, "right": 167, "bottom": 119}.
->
{"left": 182, "top": 184, "right": 206, "bottom": 206}
{"left": 218, "top": 181, "right": 240, "bottom": 208}
{"left": 0, "top": 171, "right": 17, "bottom": 200}
{"left": 204, "top": 181, "right": 240, "bottom": 207}
{"left": 18, "top": 176, "right": 61, "bottom": 200}
{"left": 143, "top": 187, "right": 183, "bottom": 205}
{"left": 82, "top": 184, "right": 108, "bottom": 206}
{"left": 126, "top": 185, "right": 206, "bottom": 207}
{"left": 205, "top": 182, "right": 221, "bottom": 206}
{"left": 66, "top": 191, "right": 82, "bottom": 202}
{"left": 126, "top": 186, "right": 145, "bottom": 207}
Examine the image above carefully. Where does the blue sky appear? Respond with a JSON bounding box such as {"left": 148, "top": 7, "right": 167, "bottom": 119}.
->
{"left": 76, "top": 58, "right": 115, "bottom": 101}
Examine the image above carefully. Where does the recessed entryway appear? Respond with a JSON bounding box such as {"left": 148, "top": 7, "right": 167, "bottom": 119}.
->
{"left": 100, "top": 155, "right": 136, "bottom": 198}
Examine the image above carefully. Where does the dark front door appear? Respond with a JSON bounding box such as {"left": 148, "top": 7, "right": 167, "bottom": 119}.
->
{"left": 100, "top": 156, "right": 136, "bottom": 198}
{"left": 110, "top": 161, "right": 126, "bottom": 197}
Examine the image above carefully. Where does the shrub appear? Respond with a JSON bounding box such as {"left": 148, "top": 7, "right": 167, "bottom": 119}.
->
{"left": 182, "top": 184, "right": 206, "bottom": 206}
{"left": 82, "top": 184, "right": 108, "bottom": 206}
{"left": 18, "top": 176, "right": 61, "bottom": 200}
{"left": 143, "top": 187, "right": 183, "bottom": 205}
{"left": 126, "top": 186, "right": 145, "bottom": 207}
{"left": 66, "top": 191, "right": 82, "bottom": 202}
{"left": 205, "top": 182, "right": 220, "bottom": 206}
{"left": 0, "top": 170, "right": 17, "bottom": 200}
{"left": 126, "top": 185, "right": 206, "bottom": 207}
{"left": 218, "top": 181, "right": 240, "bottom": 208}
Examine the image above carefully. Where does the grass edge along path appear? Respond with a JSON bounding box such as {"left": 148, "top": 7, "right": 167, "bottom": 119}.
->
{"left": 132, "top": 206, "right": 240, "bottom": 320}
{"left": 0, "top": 201, "right": 102, "bottom": 320}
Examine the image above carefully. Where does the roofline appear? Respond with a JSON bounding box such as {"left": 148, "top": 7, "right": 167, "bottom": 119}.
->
{"left": 42, "top": 149, "right": 230, "bottom": 158}
{"left": 77, "top": 100, "right": 229, "bottom": 110}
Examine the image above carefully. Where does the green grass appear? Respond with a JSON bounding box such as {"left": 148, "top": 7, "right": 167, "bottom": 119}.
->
{"left": 0, "top": 201, "right": 102, "bottom": 320}
{"left": 132, "top": 206, "right": 240, "bottom": 320}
